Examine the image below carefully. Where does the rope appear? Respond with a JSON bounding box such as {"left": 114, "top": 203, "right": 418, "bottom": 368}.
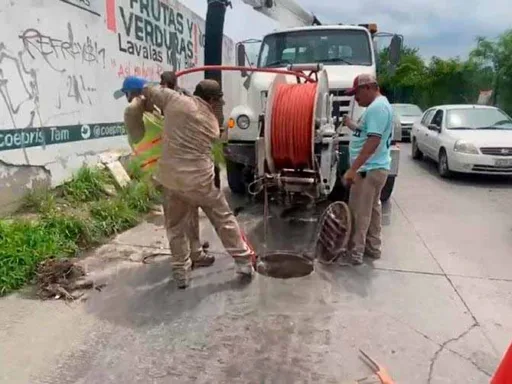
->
{"left": 270, "top": 82, "right": 317, "bottom": 170}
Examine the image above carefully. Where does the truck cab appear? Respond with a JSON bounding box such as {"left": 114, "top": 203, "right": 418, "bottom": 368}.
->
{"left": 225, "top": 24, "right": 401, "bottom": 202}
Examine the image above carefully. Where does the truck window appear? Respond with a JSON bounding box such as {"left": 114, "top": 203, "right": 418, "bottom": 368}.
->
{"left": 257, "top": 29, "right": 373, "bottom": 67}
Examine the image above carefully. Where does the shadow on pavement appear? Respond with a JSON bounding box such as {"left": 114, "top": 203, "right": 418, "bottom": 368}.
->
{"left": 413, "top": 155, "right": 512, "bottom": 189}
{"left": 84, "top": 257, "right": 253, "bottom": 328}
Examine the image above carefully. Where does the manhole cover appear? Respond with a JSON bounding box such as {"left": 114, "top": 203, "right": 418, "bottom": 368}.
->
{"left": 315, "top": 201, "right": 352, "bottom": 264}
{"left": 256, "top": 252, "right": 314, "bottom": 279}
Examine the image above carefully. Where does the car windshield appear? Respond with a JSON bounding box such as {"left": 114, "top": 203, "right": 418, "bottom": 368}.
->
{"left": 446, "top": 108, "right": 512, "bottom": 130}
{"left": 394, "top": 105, "right": 423, "bottom": 117}
{"left": 257, "top": 29, "right": 373, "bottom": 67}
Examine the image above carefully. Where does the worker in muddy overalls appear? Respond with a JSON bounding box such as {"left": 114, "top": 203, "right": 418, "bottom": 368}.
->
{"left": 116, "top": 76, "right": 216, "bottom": 281}
{"left": 136, "top": 78, "right": 255, "bottom": 288}
{"left": 160, "top": 71, "right": 222, "bottom": 189}
{"left": 342, "top": 74, "right": 393, "bottom": 265}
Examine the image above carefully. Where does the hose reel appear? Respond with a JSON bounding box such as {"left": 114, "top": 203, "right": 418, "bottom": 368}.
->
{"left": 259, "top": 67, "right": 338, "bottom": 199}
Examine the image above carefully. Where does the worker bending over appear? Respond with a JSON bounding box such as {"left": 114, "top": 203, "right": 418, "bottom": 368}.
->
{"left": 158, "top": 72, "right": 215, "bottom": 270}
{"left": 342, "top": 74, "right": 393, "bottom": 265}
{"left": 117, "top": 76, "right": 216, "bottom": 280}
{"left": 139, "top": 78, "right": 255, "bottom": 288}
{"left": 159, "top": 71, "right": 221, "bottom": 188}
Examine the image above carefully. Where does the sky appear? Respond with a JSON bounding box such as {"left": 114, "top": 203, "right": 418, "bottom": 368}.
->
{"left": 186, "top": 0, "right": 511, "bottom": 60}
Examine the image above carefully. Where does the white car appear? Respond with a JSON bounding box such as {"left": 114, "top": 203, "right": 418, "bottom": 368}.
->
{"left": 411, "top": 104, "right": 512, "bottom": 177}
{"left": 392, "top": 103, "right": 423, "bottom": 141}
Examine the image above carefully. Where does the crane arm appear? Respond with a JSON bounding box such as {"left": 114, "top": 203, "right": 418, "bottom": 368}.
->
{"left": 240, "top": 0, "right": 321, "bottom": 27}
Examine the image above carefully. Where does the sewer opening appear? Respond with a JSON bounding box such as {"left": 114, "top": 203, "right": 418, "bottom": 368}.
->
{"left": 256, "top": 252, "right": 314, "bottom": 279}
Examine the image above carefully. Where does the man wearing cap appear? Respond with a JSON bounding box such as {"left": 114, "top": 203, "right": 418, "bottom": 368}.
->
{"left": 342, "top": 74, "right": 393, "bottom": 265}
{"left": 138, "top": 78, "right": 255, "bottom": 288}
{"left": 116, "top": 76, "right": 215, "bottom": 279}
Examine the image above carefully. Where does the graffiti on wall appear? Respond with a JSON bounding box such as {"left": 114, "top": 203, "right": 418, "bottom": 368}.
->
{"left": 0, "top": 20, "right": 106, "bottom": 132}
{"left": 0, "top": 0, "right": 235, "bottom": 155}
{"left": 115, "top": 0, "right": 205, "bottom": 71}
{"left": 19, "top": 22, "right": 106, "bottom": 72}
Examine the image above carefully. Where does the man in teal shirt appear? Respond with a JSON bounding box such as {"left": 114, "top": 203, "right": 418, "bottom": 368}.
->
{"left": 342, "top": 74, "right": 393, "bottom": 265}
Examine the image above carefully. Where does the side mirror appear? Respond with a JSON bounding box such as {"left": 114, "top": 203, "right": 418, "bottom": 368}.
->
{"left": 236, "top": 43, "right": 247, "bottom": 77}
{"left": 388, "top": 35, "right": 402, "bottom": 66}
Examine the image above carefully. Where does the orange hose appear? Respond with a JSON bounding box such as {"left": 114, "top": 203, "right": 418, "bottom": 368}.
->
{"left": 271, "top": 82, "right": 317, "bottom": 170}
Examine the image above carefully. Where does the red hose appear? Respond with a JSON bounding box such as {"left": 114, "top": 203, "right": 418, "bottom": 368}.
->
{"left": 271, "top": 82, "right": 317, "bottom": 170}
{"left": 175, "top": 65, "right": 318, "bottom": 170}
{"left": 175, "top": 65, "right": 315, "bottom": 82}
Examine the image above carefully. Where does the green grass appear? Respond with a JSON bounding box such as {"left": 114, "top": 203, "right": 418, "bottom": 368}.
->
{"left": 0, "top": 165, "right": 161, "bottom": 296}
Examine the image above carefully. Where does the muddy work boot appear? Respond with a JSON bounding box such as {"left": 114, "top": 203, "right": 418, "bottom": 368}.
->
{"left": 364, "top": 250, "right": 381, "bottom": 260}
{"left": 172, "top": 269, "right": 191, "bottom": 290}
{"left": 190, "top": 249, "right": 215, "bottom": 269}
{"left": 234, "top": 257, "right": 255, "bottom": 277}
{"left": 350, "top": 251, "right": 364, "bottom": 266}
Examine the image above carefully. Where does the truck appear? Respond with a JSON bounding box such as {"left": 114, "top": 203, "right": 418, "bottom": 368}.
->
{"left": 223, "top": 22, "right": 402, "bottom": 202}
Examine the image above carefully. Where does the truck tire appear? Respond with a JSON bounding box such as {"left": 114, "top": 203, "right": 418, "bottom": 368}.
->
{"left": 380, "top": 175, "right": 395, "bottom": 202}
{"left": 226, "top": 159, "right": 247, "bottom": 194}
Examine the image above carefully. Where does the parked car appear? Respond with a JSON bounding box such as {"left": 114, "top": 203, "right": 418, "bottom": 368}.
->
{"left": 411, "top": 104, "right": 512, "bottom": 177}
{"left": 392, "top": 103, "right": 423, "bottom": 141}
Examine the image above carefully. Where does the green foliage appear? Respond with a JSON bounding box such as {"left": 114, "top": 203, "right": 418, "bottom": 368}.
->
{"left": 0, "top": 167, "right": 161, "bottom": 296}
{"left": 61, "top": 166, "right": 113, "bottom": 202}
{"left": 379, "top": 29, "right": 512, "bottom": 114}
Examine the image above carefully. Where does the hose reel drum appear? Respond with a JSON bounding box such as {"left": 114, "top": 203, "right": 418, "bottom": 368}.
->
{"left": 256, "top": 66, "right": 339, "bottom": 201}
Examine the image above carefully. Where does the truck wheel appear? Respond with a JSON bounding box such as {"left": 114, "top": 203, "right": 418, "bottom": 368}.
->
{"left": 380, "top": 176, "right": 395, "bottom": 202}
{"left": 411, "top": 137, "right": 423, "bottom": 160}
{"left": 226, "top": 159, "right": 247, "bottom": 194}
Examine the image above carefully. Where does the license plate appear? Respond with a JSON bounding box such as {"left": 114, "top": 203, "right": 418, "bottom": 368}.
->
{"left": 494, "top": 158, "right": 512, "bottom": 167}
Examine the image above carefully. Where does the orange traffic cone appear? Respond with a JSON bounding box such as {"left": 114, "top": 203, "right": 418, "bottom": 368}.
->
{"left": 492, "top": 342, "right": 512, "bottom": 384}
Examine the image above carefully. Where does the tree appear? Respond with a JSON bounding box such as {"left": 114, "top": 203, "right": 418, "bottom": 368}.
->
{"left": 377, "top": 29, "right": 512, "bottom": 114}
{"left": 470, "top": 29, "right": 512, "bottom": 113}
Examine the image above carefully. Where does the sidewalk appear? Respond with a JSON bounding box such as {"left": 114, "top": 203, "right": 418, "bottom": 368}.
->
{"left": 0, "top": 200, "right": 504, "bottom": 383}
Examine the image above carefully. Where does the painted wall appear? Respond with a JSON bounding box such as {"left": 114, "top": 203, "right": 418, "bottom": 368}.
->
{"left": 0, "top": 0, "right": 236, "bottom": 213}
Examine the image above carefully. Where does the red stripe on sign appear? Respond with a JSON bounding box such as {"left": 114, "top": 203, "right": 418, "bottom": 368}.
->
{"left": 106, "top": 0, "right": 117, "bottom": 32}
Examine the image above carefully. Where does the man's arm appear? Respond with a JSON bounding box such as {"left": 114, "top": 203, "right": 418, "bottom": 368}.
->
{"left": 343, "top": 115, "right": 359, "bottom": 132}
{"left": 142, "top": 85, "right": 179, "bottom": 112}
{"left": 124, "top": 98, "right": 146, "bottom": 145}
{"left": 349, "top": 105, "right": 389, "bottom": 172}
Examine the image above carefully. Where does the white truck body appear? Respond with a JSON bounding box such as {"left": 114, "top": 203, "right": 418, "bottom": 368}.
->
{"left": 225, "top": 25, "right": 400, "bottom": 184}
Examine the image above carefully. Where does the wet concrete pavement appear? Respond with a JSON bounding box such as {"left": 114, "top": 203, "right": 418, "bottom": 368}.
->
{"left": 1, "top": 144, "right": 511, "bottom": 383}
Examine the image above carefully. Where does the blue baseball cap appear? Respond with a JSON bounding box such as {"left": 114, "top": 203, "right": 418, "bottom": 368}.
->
{"left": 113, "top": 76, "right": 148, "bottom": 99}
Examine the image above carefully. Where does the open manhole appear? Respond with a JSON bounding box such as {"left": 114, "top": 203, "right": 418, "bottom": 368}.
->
{"left": 256, "top": 252, "right": 314, "bottom": 279}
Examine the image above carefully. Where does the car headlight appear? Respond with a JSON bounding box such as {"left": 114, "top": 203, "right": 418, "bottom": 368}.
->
{"left": 454, "top": 140, "right": 479, "bottom": 154}
{"left": 236, "top": 115, "right": 250, "bottom": 130}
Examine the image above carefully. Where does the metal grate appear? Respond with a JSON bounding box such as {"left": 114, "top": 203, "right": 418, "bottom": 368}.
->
{"left": 480, "top": 147, "right": 512, "bottom": 156}
{"left": 472, "top": 165, "right": 512, "bottom": 173}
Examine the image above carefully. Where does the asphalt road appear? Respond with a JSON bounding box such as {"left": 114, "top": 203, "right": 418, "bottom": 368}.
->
{"left": 1, "top": 143, "right": 511, "bottom": 384}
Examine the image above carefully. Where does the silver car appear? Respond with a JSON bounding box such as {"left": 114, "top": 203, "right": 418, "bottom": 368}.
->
{"left": 411, "top": 104, "right": 512, "bottom": 177}
{"left": 392, "top": 103, "right": 423, "bottom": 141}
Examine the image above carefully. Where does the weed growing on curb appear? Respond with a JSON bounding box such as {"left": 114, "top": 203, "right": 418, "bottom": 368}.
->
{"left": 0, "top": 165, "right": 161, "bottom": 296}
